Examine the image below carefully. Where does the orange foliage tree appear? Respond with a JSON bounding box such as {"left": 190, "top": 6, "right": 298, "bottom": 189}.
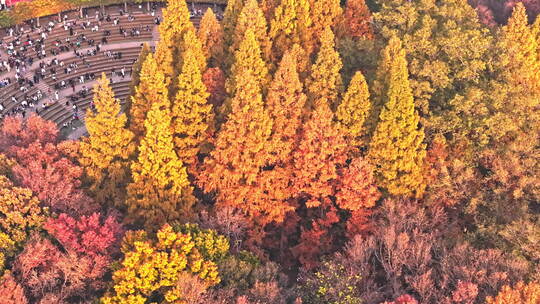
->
{"left": 486, "top": 281, "right": 540, "bottom": 304}
{"left": 342, "top": 0, "right": 374, "bottom": 40}
{"left": 290, "top": 102, "right": 379, "bottom": 268}
{"left": 198, "top": 8, "right": 225, "bottom": 68}
{"left": 199, "top": 50, "right": 273, "bottom": 226}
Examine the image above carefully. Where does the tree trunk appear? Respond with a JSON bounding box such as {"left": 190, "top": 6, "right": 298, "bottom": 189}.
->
{"left": 147, "top": 1, "right": 151, "bottom": 12}
{"left": 80, "top": 6, "right": 83, "bottom": 18}
{"left": 37, "top": 17, "right": 40, "bottom": 27}
{"left": 124, "top": 2, "right": 127, "bottom": 12}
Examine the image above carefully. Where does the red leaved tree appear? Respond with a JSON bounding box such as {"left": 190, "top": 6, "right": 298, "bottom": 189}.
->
{"left": 44, "top": 212, "right": 123, "bottom": 259}
{"left": 11, "top": 141, "right": 96, "bottom": 215}
{"left": 13, "top": 235, "right": 110, "bottom": 303}
{"left": 0, "top": 115, "right": 58, "bottom": 155}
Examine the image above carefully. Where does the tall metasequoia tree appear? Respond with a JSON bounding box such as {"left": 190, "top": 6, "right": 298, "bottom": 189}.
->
{"left": 231, "top": 0, "right": 272, "bottom": 65}
{"left": 342, "top": 0, "right": 374, "bottom": 40}
{"left": 198, "top": 8, "right": 225, "bottom": 68}
{"left": 336, "top": 71, "right": 371, "bottom": 150}
{"left": 127, "top": 43, "right": 151, "bottom": 102}
{"left": 177, "top": 29, "right": 207, "bottom": 79}
{"left": 171, "top": 47, "right": 213, "bottom": 168}
{"left": 128, "top": 54, "right": 169, "bottom": 141}
{"left": 498, "top": 2, "right": 540, "bottom": 94}
{"left": 292, "top": 102, "right": 347, "bottom": 208}
{"left": 266, "top": 51, "right": 306, "bottom": 163}
{"left": 199, "top": 60, "right": 273, "bottom": 225}
{"left": 290, "top": 102, "right": 347, "bottom": 269}
{"left": 269, "top": 0, "right": 313, "bottom": 61}
{"left": 367, "top": 36, "right": 426, "bottom": 198}
{"left": 309, "top": 0, "right": 342, "bottom": 43}
{"left": 257, "top": 50, "right": 306, "bottom": 224}
{"left": 79, "top": 74, "right": 135, "bottom": 207}
{"left": 222, "top": 0, "right": 245, "bottom": 58}
{"left": 222, "top": 28, "right": 269, "bottom": 118}
{"left": 126, "top": 71, "right": 194, "bottom": 229}
{"left": 154, "top": 0, "right": 194, "bottom": 85}
{"left": 306, "top": 26, "right": 343, "bottom": 110}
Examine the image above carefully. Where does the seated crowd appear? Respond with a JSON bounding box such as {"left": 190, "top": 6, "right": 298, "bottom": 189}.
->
{"left": 0, "top": 2, "right": 221, "bottom": 128}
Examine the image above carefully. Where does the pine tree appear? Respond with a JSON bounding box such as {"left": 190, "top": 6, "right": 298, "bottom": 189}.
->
{"left": 309, "top": 0, "right": 342, "bottom": 43}
{"left": 342, "top": 0, "right": 374, "bottom": 40}
{"left": 198, "top": 8, "right": 225, "bottom": 68}
{"left": 171, "top": 47, "right": 213, "bottom": 167}
{"left": 336, "top": 71, "right": 371, "bottom": 149}
{"left": 222, "top": 28, "right": 269, "bottom": 118}
{"left": 306, "top": 26, "right": 343, "bottom": 110}
{"left": 199, "top": 61, "right": 273, "bottom": 223}
{"left": 127, "top": 97, "right": 194, "bottom": 229}
{"left": 154, "top": 0, "right": 194, "bottom": 84}
{"left": 79, "top": 74, "right": 135, "bottom": 207}
{"left": 499, "top": 2, "right": 540, "bottom": 94}
{"left": 231, "top": 0, "right": 272, "bottom": 64}
{"left": 269, "top": 0, "right": 313, "bottom": 60}
{"left": 128, "top": 53, "right": 169, "bottom": 140}
{"left": 367, "top": 36, "right": 426, "bottom": 198}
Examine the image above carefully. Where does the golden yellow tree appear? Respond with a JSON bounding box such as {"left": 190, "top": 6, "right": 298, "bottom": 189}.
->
{"left": 306, "top": 26, "right": 343, "bottom": 110}
{"left": 336, "top": 71, "right": 371, "bottom": 150}
{"left": 368, "top": 36, "right": 426, "bottom": 198}
{"left": 101, "top": 224, "right": 225, "bottom": 304}
{"left": 222, "top": 0, "right": 245, "bottom": 53}
{"left": 178, "top": 29, "right": 207, "bottom": 77}
{"left": 198, "top": 8, "right": 225, "bottom": 68}
{"left": 172, "top": 47, "right": 213, "bottom": 167}
{"left": 309, "top": 0, "right": 342, "bottom": 43}
{"left": 126, "top": 80, "right": 194, "bottom": 229}
{"left": 231, "top": 0, "right": 272, "bottom": 64}
{"left": 269, "top": 0, "right": 313, "bottom": 60}
{"left": 0, "top": 175, "right": 45, "bottom": 274}
{"left": 499, "top": 2, "right": 540, "bottom": 94}
{"left": 128, "top": 54, "right": 169, "bottom": 141}
{"left": 222, "top": 28, "right": 270, "bottom": 118}
{"left": 79, "top": 74, "right": 135, "bottom": 207}
{"left": 128, "top": 43, "right": 151, "bottom": 98}
{"left": 154, "top": 0, "right": 195, "bottom": 84}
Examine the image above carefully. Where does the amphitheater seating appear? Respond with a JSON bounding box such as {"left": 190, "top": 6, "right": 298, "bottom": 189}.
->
{"left": 3, "top": 13, "right": 155, "bottom": 56}
{"left": 0, "top": 6, "right": 211, "bottom": 135}
{"left": 42, "top": 45, "right": 143, "bottom": 85}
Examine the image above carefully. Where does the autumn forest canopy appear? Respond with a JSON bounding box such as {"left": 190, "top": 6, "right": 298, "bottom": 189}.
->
{"left": 2, "top": 0, "right": 540, "bottom": 303}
